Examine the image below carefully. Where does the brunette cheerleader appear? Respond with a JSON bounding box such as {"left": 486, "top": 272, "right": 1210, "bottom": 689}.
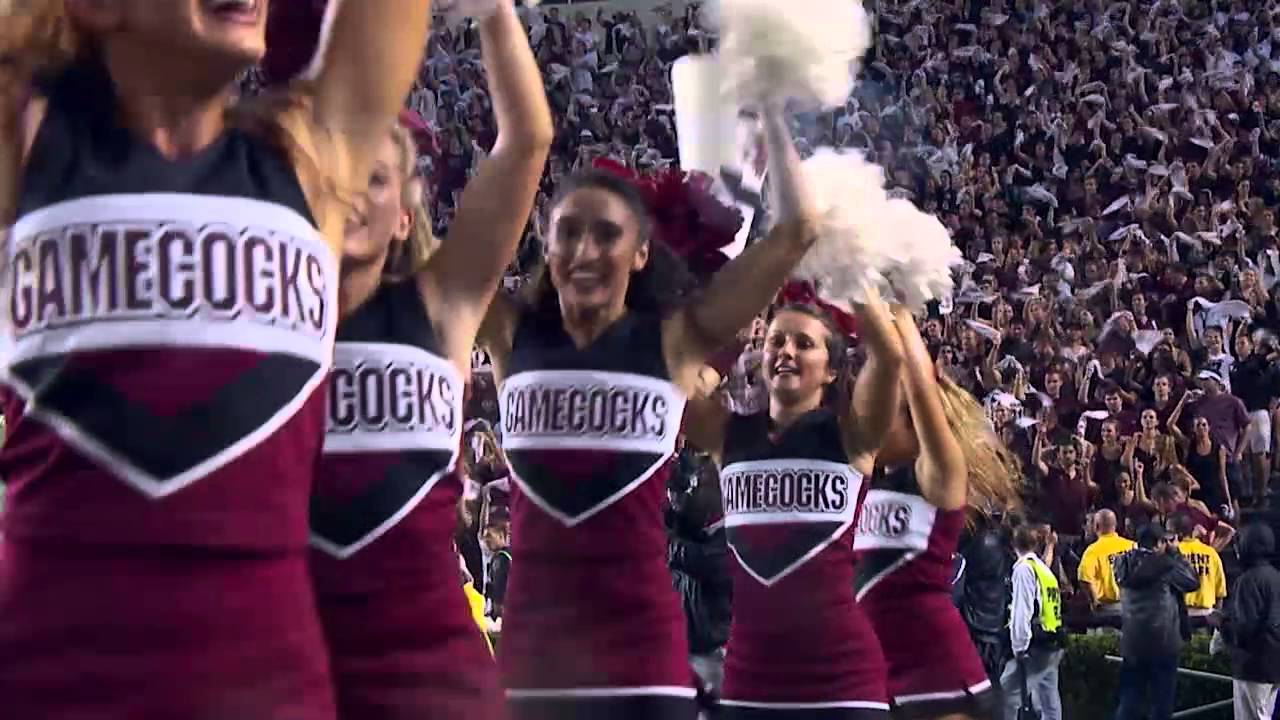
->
{"left": 478, "top": 105, "right": 818, "bottom": 720}
{"left": 681, "top": 285, "right": 904, "bottom": 720}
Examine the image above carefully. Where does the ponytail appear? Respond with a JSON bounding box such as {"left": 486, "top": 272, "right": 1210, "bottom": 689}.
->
{"left": 935, "top": 375, "right": 1024, "bottom": 518}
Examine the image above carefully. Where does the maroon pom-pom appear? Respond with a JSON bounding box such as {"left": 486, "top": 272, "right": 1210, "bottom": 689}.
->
{"left": 777, "top": 281, "right": 858, "bottom": 337}
{"left": 588, "top": 160, "right": 743, "bottom": 279}
{"left": 261, "top": 0, "right": 329, "bottom": 87}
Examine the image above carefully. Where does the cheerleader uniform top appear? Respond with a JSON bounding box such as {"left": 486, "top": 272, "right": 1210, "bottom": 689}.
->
{"left": 310, "top": 280, "right": 464, "bottom": 580}
{"left": 853, "top": 466, "right": 991, "bottom": 703}
{"left": 0, "top": 59, "right": 338, "bottom": 718}
{"left": 496, "top": 309, "right": 693, "bottom": 698}
{"left": 718, "top": 408, "right": 889, "bottom": 709}
{"left": 309, "top": 280, "right": 503, "bottom": 719}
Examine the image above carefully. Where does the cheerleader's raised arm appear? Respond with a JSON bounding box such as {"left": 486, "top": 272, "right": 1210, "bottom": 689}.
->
{"left": 660, "top": 105, "right": 819, "bottom": 396}
{"left": 415, "top": 1, "right": 553, "bottom": 367}
{"left": 892, "top": 307, "right": 968, "bottom": 510}
{"left": 274, "top": 0, "right": 436, "bottom": 261}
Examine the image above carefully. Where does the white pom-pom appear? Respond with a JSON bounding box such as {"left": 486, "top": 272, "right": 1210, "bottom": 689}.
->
{"left": 791, "top": 148, "right": 892, "bottom": 309}
{"left": 709, "top": 0, "right": 873, "bottom": 109}
{"left": 879, "top": 199, "right": 964, "bottom": 312}
{"left": 791, "top": 149, "right": 962, "bottom": 313}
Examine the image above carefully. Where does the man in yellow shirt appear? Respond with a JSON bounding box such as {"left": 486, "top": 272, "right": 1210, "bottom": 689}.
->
{"left": 1078, "top": 509, "right": 1135, "bottom": 618}
{"left": 1170, "top": 512, "right": 1226, "bottom": 616}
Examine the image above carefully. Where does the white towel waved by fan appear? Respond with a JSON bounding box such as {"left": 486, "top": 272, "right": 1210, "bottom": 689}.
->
{"left": 708, "top": 0, "right": 872, "bottom": 108}
{"left": 791, "top": 148, "right": 961, "bottom": 312}
{"left": 435, "top": 0, "right": 535, "bottom": 24}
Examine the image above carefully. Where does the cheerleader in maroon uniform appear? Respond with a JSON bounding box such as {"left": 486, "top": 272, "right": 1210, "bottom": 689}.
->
{"left": 853, "top": 311, "right": 1022, "bottom": 720}
{"left": 306, "top": 2, "right": 551, "bottom": 717}
{"left": 0, "top": 1, "right": 430, "bottom": 717}
{"left": 682, "top": 282, "right": 904, "bottom": 719}
{"left": 477, "top": 105, "right": 817, "bottom": 720}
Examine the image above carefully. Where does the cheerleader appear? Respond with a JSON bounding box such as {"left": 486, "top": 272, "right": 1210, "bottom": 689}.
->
{"left": 854, "top": 310, "right": 1023, "bottom": 720}
{"left": 0, "top": 0, "right": 430, "bottom": 716}
{"left": 477, "top": 105, "right": 818, "bottom": 720}
{"left": 680, "top": 284, "right": 904, "bottom": 719}
{"left": 308, "top": 2, "right": 551, "bottom": 717}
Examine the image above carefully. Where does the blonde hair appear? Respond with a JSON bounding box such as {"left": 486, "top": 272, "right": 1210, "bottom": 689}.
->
{"left": 380, "top": 124, "right": 438, "bottom": 281}
{"left": 935, "top": 374, "right": 1024, "bottom": 516}
{"left": 2, "top": 1, "right": 79, "bottom": 224}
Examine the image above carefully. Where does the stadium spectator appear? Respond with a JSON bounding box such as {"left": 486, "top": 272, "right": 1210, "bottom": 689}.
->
{"left": 1077, "top": 509, "right": 1135, "bottom": 617}
{"left": 1214, "top": 522, "right": 1280, "bottom": 720}
{"left": 1168, "top": 511, "right": 1228, "bottom": 619}
{"left": 1115, "top": 523, "right": 1199, "bottom": 720}
{"left": 1230, "top": 332, "right": 1280, "bottom": 506}
{"left": 1150, "top": 481, "right": 1236, "bottom": 551}
{"left": 483, "top": 523, "right": 511, "bottom": 623}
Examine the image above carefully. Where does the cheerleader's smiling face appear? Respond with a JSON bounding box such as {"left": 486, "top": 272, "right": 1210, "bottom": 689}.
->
{"left": 69, "top": 0, "right": 270, "bottom": 71}
{"left": 545, "top": 185, "right": 650, "bottom": 316}
{"left": 762, "top": 310, "right": 836, "bottom": 409}
{"left": 344, "top": 135, "right": 411, "bottom": 268}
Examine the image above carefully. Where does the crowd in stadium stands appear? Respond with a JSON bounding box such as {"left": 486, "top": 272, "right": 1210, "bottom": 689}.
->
{"left": 235, "top": 0, "right": 1280, "bottom": 714}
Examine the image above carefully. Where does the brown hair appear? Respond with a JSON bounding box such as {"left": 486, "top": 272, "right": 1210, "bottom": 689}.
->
{"left": 2, "top": 1, "right": 80, "bottom": 224}
{"left": 935, "top": 375, "right": 1024, "bottom": 516}
{"left": 1012, "top": 523, "right": 1041, "bottom": 553}
{"left": 1151, "top": 481, "right": 1179, "bottom": 502}
{"left": 769, "top": 303, "right": 851, "bottom": 409}
{"left": 521, "top": 169, "right": 694, "bottom": 321}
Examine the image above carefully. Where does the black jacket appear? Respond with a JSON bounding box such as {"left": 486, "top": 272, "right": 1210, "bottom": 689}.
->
{"left": 669, "top": 527, "right": 733, "bottom": 654}
{"left": 958, "top": 525, "right": 1012, "bottom": 637}
{"left": 486, "top": 549, "right": 511, "bottom": 620}
{"left": 1230, "top": 355, "right": 1280, "bottom": 413}
{"left": 1116, "top": 547, "right": 1199, "bottom": 660}
{"left": 666, "top": 469, "right": 733, "bottom": 655}
{"left": 1220, "top": 524, "right": 1280, "bottom": 683}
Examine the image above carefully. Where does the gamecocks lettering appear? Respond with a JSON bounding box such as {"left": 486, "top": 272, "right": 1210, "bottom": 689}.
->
{"left": 328, "top": 362, "right": 457, "bottom": 435}
{"left": 502, "top": 384, "right": 669, "bottom": 440}
{"left": 856, "top": 501, "right": 913, "bottom": 537}
{"left": 243, "top": 236, "right": 275, "bottom": 314}
{"left": 7, "top": 221, "right": 328, "bottom": 336}
{"left": 722, "top": 469, "right": 851, "bottom": 515}
{"left": 37, "top": 237, "right": 66, "bottom": 324}
{"left": 157, "top": 229, "right": 195, "bottom": 310}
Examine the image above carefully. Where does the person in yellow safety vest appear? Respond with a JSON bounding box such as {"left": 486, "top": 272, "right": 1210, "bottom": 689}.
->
{"left": 1001, "top": 524, "right": 1065, "bottom": 720}
{"left": 459, "top": 555, "right": 495, "bottom": 656}
{"left": 1079, "top": 509, "right": 1136, "bottom": 618}
{"left": 1169, "top": 512, "right": 1226, "bottom": 616}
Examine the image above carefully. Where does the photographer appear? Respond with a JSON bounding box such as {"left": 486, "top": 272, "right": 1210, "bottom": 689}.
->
{"left": 1114, "top": 523, "right": 1200, "bottom": 720}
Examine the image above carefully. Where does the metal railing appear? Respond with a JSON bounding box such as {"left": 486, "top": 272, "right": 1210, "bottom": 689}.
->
{"left": 1102, "top": 655, "right": 1232, "bottom": 719}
